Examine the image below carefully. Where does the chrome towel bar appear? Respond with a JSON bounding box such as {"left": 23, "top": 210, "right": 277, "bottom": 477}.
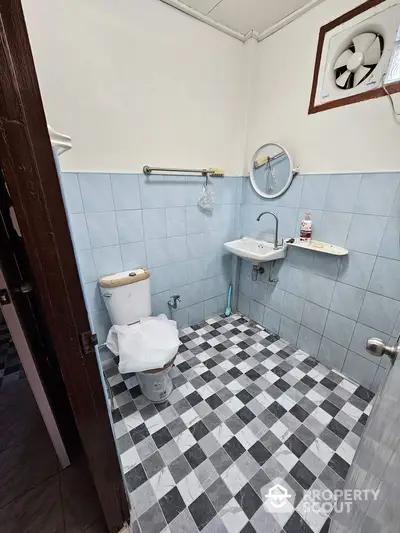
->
{"left": 143, "top": 165, "right": 224, "bottom": 177}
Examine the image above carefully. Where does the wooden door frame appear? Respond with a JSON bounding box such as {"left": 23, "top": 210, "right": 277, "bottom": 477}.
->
{"left": 0, "top": 2, "right": 129, "bottom": 531}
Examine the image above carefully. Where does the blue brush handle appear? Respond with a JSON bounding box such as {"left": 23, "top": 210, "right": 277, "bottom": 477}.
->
{"left": 225, "top": 285, "right": 232, "bottom": 317}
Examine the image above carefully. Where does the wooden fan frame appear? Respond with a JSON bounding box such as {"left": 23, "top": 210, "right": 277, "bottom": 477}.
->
{"left": 308, "top": 0, "right": 400, "bottom": 114}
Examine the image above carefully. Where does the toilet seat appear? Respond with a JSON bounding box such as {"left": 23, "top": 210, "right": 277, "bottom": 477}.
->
{"left": 123, "top": 321, "right": 177, "bottom": 371}
{"left": 106, "top": 314, "right": 180, "bottom": 374}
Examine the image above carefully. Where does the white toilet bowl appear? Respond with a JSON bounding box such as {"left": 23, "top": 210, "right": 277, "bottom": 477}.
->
{"left": 99, "top": 269, "right": 180, "bottom": 402}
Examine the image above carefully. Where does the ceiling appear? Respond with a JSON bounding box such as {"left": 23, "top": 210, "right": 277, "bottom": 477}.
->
{"left": 163, "top": 0, "right": 322, "bottom": 38}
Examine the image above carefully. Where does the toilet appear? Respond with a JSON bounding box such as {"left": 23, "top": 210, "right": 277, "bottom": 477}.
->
{"left": 99, "top": 269, "right": 180, "bottom": 403}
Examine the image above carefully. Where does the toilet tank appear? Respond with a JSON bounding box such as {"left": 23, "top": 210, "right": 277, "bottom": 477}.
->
{"left": 98, "top": 269, "right": 151, "bottom": 326}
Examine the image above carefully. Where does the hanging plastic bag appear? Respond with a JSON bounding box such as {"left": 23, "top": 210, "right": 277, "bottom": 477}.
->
{"left": 198, "top": 184, "right": 214, "bottom": 212}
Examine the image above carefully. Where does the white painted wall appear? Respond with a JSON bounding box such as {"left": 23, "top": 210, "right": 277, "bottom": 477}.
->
{"left": 248, "top": 0, "right": 400, "bottom": 174}
{"left": 22, "top": 0, "right": 246, "bottom": 175}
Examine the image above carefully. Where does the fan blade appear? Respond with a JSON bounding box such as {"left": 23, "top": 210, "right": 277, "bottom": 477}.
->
{"left": 353, "top": 32, "right": 376, "bottom": 54}
{"left": 363, "top": 36, "right": 381, "bottom": 64}
{"left": 334, "top": 49, "right": 353, "bottom": 70}
{"left": 336, "top": 70, "right": 351, "bottom": 88}
{"left": 353, "top": 65, "right": 371, "bottom": 86}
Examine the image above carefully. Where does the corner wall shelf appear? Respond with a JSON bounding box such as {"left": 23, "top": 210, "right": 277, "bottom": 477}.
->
{"left": 285, "top": 238, "right": 348, "bottom": 256}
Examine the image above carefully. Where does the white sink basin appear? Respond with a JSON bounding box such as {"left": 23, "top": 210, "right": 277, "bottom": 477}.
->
{"left": 224, "top": 237, "right": 287, "bottom": 265}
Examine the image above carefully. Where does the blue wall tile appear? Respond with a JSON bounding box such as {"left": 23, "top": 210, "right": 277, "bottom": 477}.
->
{"left": 316, "top": 212, "right": 352, "bottom": 248}
{"left": 324, "top": 174, "right": 361, "bottom": 213}
{"left": 263, "top": 307, "right": 281, "bottom": 334}
{"left": 62, "top": 171, "right": 240, "bottom": 335}
{"left": 146, "top": 238, "right": 168, "bottom": 268}
{"left": 169, "top": 261, "right": 188, "bottom": 290}
{"left": 240, "top": 170, "right": 400, "bottom": 390}
{"left": 368, "top": 256, "right": 400, "bottom": 300}
{"left": 186, "top": 206, "right": 206, "bottom": 234}
{"left": 167, "top": 236, "right": 188, "bottom": 264}
{"left": 337, "top": 251, "right": 375, "bottom": 290}
{"left": 86, "top": 212, "right": 119, "bottom": 248}
{"left": 152, "top": 290, "right": 171, "bottom": 316}
{"left": 171, "top": 308, "right": 189, "bottom": 329}
{"left": 286, "top": 267, "right": 308, "bottom": 299}
{"left": 166, "top": 207, "right": 186, "bottom": 237}
{"left": 150, "top": 265, "right": 170, "bottom": 295}
{"left": 277, "top": 175, "right": 303, "bottom": 208}
{"left": 186, "top": 258, "right": 204, "bottom": 285}
{"left": 143, "top": 209, "right": 167, "bottom": 240}
{"left": 163, "top": 177, "right": 186, "bottom": 207}
{"left": 120, "top": 242, "right": 147, "bottom": 270}
{"left": 378, "top": 218, "right": 400, "bottom": 260}
{"left": 279, "top": 316, "right": 300, "bottom": 346}
{"left": 79, "top": 173, "right": 113, "bottom": 212}
{"left": 317, "top": 337, "right": 347, "bottom": 372}
{"left": 349, "top": 323, "right": 389, "bottom": 359}
{"left": 238, "top": 293, "right": 250, "bottom": 317}
{"left": 390, "top": 181, "right": 400, "bottom": 216}
{"left": 345, "top": 214, "right": 387, "bottom": 255}
{"left": 306, "top": 274, "right": 335, "bottom": 309}
{"left": 188, "top": 302, "right": 204, "bottom": 325}
{"left": 76, "top": 249, "right": 97, "bottom": 283}
{"left": 312, "top": 254, "right": 340, "bottom": 280}
{"left": 370, "top": 366, "right": 387, "bottom": 393}
{"left": 84, "top": 282, "right": 105, "bottom": 314}
{"left": 187, "top": 233, "right": 205, "bottom": 259}
{"left": 69, "top": 214, "right": 90, "bottom": 250}
{"left": 342, "top": 351, "right": 378, "bottom": 390}
{"left": 287, "top": 247, "right": 314, "bottom": 271}
{"left": 358, "top": 292, "right": 400, "bottom": 335}
{"left": 63, "top": 169, "right": 400, "bottom": 389}
{"left": 282, "top": 292, "right": 304, "bottom": 323}
{"left": 249, "top": 299, "right": 265, "bottom": 325}
{"left": 297, "top": 326, "right": 321, "bottom": 358}
{"left": 265, "top": 286, "right": 285, "bottom": 314}
{"left": 301, "top": 301, "right": 328, "bottom": 335}
{"left": 299, "top": 174, "right": 330, "bottom": 210}
{"left": 139, "top": 176, "right": 167, "bottom": 209}
{"left": 93, "top": 245, "right": 123, "bottom": 277}
{"left": 60, "top": 173, "right": 83, "bottom": 213}
{"left": 354, "top": 173, "right": 400, "bottom": 216}
{"left": 111, "top": 174, "right": 141, "bottom": 210}
{"left": 116, "top": 210, "right": 144, "bottom": 243}
{"left": 204, "top": 297, "right": 219, "bottom": 319}
{"left": 329, "top": 282, "right": 365, "bottom": 321}
{"left": 323, "top": 311, "right": 356, "bottom": 348}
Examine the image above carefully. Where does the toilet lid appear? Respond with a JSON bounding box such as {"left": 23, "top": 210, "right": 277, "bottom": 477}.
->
{"left": 125, "top": 317, "right": 178, "bottom": 351}
{"left": 107, "top": 314, "right": 180, "bottom": 373}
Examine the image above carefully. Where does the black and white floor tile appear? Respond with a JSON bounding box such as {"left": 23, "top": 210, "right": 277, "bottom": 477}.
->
{"left": 0, "top": 322, "right": 22, "bottom": 389}
{"left": 103, "top": 314, "right": 374, "bottom": 533}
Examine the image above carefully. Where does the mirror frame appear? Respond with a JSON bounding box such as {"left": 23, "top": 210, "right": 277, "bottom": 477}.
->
{"left": 249, "top": 142, "right": 295, "bottom": 200}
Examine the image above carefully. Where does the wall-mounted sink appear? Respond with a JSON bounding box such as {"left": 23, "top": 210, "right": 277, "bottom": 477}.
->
{"left": 224, "top": 237, "right": 287, "bottom": 265}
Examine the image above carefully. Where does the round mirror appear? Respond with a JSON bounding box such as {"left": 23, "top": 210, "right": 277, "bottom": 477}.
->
{"left": 250, "top": 143, "right": 294, "bottom": 199}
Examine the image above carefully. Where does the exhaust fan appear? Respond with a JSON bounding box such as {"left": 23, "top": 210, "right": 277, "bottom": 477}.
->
{"left": 334, "top": 32, "right": 384, "bottom": 89}
{"left": 309, "top": 0, "right": 400, "bottom": 114}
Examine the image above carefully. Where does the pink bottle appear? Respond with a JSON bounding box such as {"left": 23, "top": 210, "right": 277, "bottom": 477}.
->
{"left": 300, "top": 212, "right": 312, "bottom": 244}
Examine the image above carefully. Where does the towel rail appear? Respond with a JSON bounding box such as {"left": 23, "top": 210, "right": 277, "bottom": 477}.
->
{"left": 143, "top": 165, "right": 223, "bottom": 177}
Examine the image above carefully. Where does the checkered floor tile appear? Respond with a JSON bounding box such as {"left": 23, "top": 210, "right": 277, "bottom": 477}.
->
{"left": 103, "top": 314, "right": 374, "bottom": 533}
{"left": 0, "top": 322, "right": 23, "bottom": 389}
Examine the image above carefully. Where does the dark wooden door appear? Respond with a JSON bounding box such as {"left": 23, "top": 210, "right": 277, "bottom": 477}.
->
{"left": 0, "top": 170, "right": 79, "bottom": 452}
{"left": 0, "top": 1, "right": 129, "bottom": 531}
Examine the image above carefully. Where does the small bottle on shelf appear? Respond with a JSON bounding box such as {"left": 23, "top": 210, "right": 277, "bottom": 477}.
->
{"left": 300, "top": 212, "right": 312, "bottom": 245}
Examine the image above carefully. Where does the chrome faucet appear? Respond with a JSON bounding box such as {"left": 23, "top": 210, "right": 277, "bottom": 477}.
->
{"left": 256, "top": 211, "right": 280, "bottom": 250}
